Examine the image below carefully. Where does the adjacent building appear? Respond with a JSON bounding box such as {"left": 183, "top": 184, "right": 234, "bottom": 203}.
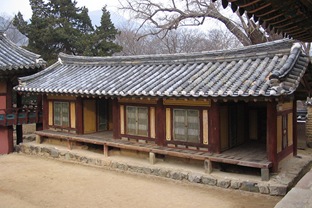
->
{"left": 0, "top": 32, "right": 46, "bottom": 154}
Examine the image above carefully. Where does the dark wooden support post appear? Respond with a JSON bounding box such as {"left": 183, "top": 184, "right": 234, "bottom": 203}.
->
{"left": 293, "top": 100, "right": 297, "bottom": 156}
{"left": 155, "top": 99, "right": 165, "bottom": 146}
{"left": 112, "top": 98, "right": 120, "bottom": 139}
{"left": 209, "top": 101, "right": 220, "bottom": 153}
{"left": 76, "top": 96, "right": 83, "bottom": 134}
{"left": 267, "top": 101, "right": 278, "bottom": 172}
{"left": 42, "top": 95, "right": 48, "bottom": 130}
{"left": 16, "top": 92, "right": 23, "bottom": 144}
{"left": 103, "top": 144, "right": 108, "bottom": 157}
{"left": 6, "top": 81, "right": 12, "bottom": 109}
{"left": 36, "top": 95, "right": 43, "bottom": 131}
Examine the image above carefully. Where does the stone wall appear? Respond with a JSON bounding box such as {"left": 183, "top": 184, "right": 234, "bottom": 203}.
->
{"left": 16, "top": 142, "right": 291, "bottom": 196}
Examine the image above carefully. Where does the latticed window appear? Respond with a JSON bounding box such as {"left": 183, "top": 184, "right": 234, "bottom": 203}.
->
{"left": 173, "top": 109, "right": 200, "bottom": 143}
{"left": 54, "top": 102, "right": 69, "bottom": 127}
{"left": 126, "top": 106, "right": 148, "bottom": 137}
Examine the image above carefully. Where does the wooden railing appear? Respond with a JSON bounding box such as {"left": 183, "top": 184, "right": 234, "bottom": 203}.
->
{"left": 0, "top": 108, "right": 42, "bottom": 126}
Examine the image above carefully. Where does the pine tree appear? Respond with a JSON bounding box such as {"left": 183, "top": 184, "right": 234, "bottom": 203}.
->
{"left": 13, "top": 0, "right": 121, "bottom": 64}
{"left": 84, "top": 6, "right": 122, "bottom": 56}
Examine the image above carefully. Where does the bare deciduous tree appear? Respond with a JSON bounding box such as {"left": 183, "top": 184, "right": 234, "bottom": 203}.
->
{"left": 115, "top": 21, "right": 241, "bottom": 55}
{"left": 119, "top": 0, "right": 282, "bottom": 46}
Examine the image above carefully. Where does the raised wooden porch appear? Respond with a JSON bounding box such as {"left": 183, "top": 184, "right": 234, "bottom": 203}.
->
{"left": 35, "top": 130, "right": 272, "bottom": 181}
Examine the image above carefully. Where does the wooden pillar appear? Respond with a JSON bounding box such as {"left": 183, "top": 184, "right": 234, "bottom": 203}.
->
{"left": 76, "top": 96, "right": 83, "bottom": 134}
{"left": 6, "top": 81, "right": 12, "bottom": 109}
{"left": 36, "top": 95, "right": 43, "bottom": 131}
{"left": 209, "top": 101, "right": 220, "bottom": 153}
{"left": 155, "top": 99, "right": 165, "bottom": 146}
{"left": 42, "top": 94, "right": 48, "bottom": 130}
{"left": 293, "top": 100, "right": 297, "bottom": 156}
{"left": 112, "top": 98, "right": 120, "bottom": 139}
{"left": 16, "top": 92, "right": 23, "bottom": 144}
{"left": 267, "top": 101, "right": 278, "bottom": 172}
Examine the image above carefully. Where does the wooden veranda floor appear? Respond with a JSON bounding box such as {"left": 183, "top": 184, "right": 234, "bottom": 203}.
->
{"left": 36, "top": 130, "right": 272, "bottom": 170}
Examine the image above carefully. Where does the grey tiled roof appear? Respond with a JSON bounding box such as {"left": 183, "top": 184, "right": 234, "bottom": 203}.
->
{"left": 16, "top": 39, "right": 310, "bottom": 98}
{"left": 0, "top": 32, "right": 46, "bottom": 73}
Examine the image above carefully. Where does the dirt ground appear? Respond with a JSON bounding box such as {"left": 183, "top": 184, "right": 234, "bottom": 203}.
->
{"left": 0, "top": 153, "right": 281, "bottom": 208}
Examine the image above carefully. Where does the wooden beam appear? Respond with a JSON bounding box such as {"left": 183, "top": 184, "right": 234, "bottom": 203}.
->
{"left": 248, "top": 3, "right": 271, "bottom": 13}
{"left": 238, "top": 0, "right": 261, "bottom": 8}
{"left": 267, "top": 101, "right": 278, "bottom": 172}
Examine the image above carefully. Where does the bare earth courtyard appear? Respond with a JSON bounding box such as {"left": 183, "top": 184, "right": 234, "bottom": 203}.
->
{"left": 0, "top": 153, "right": 280, "bottom": 208}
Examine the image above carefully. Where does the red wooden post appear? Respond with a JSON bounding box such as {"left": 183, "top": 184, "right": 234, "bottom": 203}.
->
{"left": 155, "top": 99, "right": 165, "bottom": 146}
{"left": 16, "top": 92, "right": 23, "bottom": 144}
{"left": 112, "top": 98, "right": 120, "bottom": 139}
{"left": 293, "top": 100, "right": 297, "bottom": 156}
{"left": 267, "top": 101, "right": 278, "bottom": 172}
{"left": 36, "top": 95, "right": 43, "bottom": 131}
{"left": 76, "top": 96, "right": 83, "bottom": 134}
{"left": 42, "top": 94, "right": 48, "bottom": 130}
{"left": 209, "top": 101, "right": 220, "bottom": 153}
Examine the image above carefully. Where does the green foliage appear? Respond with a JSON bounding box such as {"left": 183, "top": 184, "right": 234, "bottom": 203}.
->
{"left": 13, "top": 0, "right": 122, "bottom": 64}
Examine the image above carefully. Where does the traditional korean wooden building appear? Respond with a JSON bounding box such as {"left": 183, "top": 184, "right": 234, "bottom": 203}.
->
{"left": 0, "top": 32, "right": 46, "bottom": 154}
{"left": 15, "top": 39, "right": 311, "bottom": 180}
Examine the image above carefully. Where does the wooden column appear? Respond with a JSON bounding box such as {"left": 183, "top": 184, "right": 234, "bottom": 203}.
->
{"left": 36, "top": 95, "right": 43, "bottom": 131}
{"left": 209, "top": 101, "right": 220, "bottom": 153}
{"left": 293, "top": 100, "right": 297, "bottom": 156}
{"left": 155, "top": 99, "right": 165, "bottom": 146}
{"left": 6, "top": 81, "right": 12, "bottom": 109}
{"left": 267, "top": 101, "right": 278, "bottom": 172}
{"left": 42, "top": 94, "right": 48, "bottom": 130}
{"left": 112, "top": 98, "right": 120, "bottom": 139}
{"left": 75, "top": 96, "right": 83, "bottom": 134}
{"left": 16, "top": 92, "right": 23, "bottom": 144}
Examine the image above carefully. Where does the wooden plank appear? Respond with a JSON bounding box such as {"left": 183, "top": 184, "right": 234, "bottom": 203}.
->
{"left": 48, "top": 101, "right": 53, "bottom": 126}
{"left": 165, "top": 108, "right": 171, "bottom": 141}
{"left": 70, "top": 102, "right": 76, "bottom": 129}
{"left": 120, "top": 105, "right": 125, "bottom": 134}
{"left": 150, "top": 107, "right": 156, "bottom": 139}
{"left": 203, "top": 110, "right": 208, "bottom": 145}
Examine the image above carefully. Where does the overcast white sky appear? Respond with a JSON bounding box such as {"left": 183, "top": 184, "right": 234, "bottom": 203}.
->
{"left": 0, "top": 0, "right": 122, "bottom": 19}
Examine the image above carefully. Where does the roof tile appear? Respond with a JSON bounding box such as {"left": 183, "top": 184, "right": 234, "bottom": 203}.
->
{"left": 16, "top": 39, "right": 310, "bottom": 99}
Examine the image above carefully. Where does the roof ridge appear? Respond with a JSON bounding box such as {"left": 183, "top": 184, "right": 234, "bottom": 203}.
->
{"left": 59, "top": 39, "right": 294, "bottom": 65}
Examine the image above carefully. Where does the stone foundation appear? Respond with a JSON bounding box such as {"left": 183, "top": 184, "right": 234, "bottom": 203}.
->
{"left": 15, "top": 142, "right": 311, "bottom": 196}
